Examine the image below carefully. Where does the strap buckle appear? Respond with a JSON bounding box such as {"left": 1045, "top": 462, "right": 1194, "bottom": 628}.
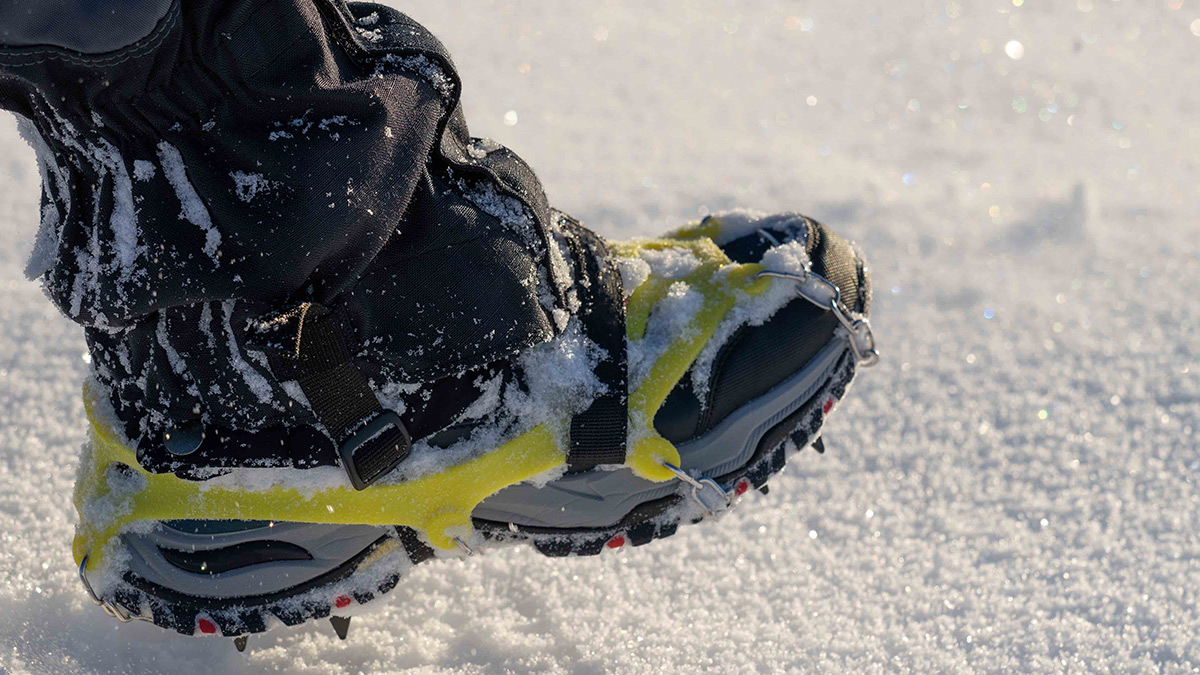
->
{"left": 338, "top": 411, "right": 411, "bottom": 490}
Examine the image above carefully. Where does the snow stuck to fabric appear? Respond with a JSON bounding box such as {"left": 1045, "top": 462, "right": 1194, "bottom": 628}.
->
{"left": 131, "top": 160, "right": 155, "bottom": 182}
{"left": 449, "top": 168, "right": 564, "bottom": 318}
{"left": 16, "top": 112, "right": 141, "bottom": 297}
{"left": 219, "top": 301, "right": 280, "bottom": 410}
{"left": 14, "top": 116, "right": 68, "bottom": 281}
{"left": 2, "top": 2, "right": 1199, "bottom": 673}
{"left": 375, "top": 53, "right": 455, "bottom": 100}
{"left": 622, "top": 244, "right": 706, "bottom": 392}
{"left": 229, "top": 171, "right": 272, "bottom": 202}
{"left": 690, "top": 239, "right": 812, "bottom": 401}
{"left": 390, "top": 319, "right": 604, "bottom": 485}
{"left": 156, "top": 141, "right": 220, "bottom": 262}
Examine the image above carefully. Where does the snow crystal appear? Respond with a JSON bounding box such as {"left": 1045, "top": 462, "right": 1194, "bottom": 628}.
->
{"left": 627, "top": 281, "right": 705, "bottom": 392}
{"left": 690, "top": 239, "right": 812, "bottom": 400}
{"left": 154, "top": 314, "right": 187, "bottom": 376}
{"left": 157, "top": 142, "right": 221, "bottom": 262}
{"left": 317, "top": 115, "right": 352, "bottom": 131}
{"left": 375, "top": 53, "right": 455, "bottom": 99}
{"left": 14, "top": 116, "right": 69, "bottom": 280}
{"left": 636, "top": 246, "right": 702, "bottom": 280}
{"left": 132, "top": 160, "right": 155, "bottom": 182}
{"left": 356, "top": 27, "right": 383, "bottom": 42}
{"left": 230, "top": 170, "right": 272, "bottom": 202}
{"left": 220, "top": 300, "right": 280, "bottom": 409}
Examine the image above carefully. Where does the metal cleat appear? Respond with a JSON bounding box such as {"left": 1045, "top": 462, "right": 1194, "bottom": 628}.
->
{"left": 330, "top": 615, "right": 351, "bottom": 640}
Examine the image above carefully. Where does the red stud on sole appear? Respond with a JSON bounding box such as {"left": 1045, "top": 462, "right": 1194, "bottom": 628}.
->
{"left": 734, "top": 478, "right": 751, "bottom": 496}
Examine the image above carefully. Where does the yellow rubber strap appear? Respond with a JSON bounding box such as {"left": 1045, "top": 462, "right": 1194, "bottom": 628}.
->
{"left": 74, "top": 389, "right": 564, "bottom": 571}
{"left": 623, "top": 263, "right": 771, "bottom": 481}
{"left": 74, "top": 228, "right": 771, "bottom": 567}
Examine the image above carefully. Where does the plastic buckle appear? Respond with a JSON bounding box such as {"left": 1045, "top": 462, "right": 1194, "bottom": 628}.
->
{"left": 661, "top": 462, "right": 731, "bottom": 516}
{"left": 338, "top": 411, "right": 411, "bottom": 491}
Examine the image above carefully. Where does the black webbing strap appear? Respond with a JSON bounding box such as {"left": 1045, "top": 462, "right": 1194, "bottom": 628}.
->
{"left": 254, "top": 302, "right": 410, "bottom": 489}
{"left": 562, "top": 223, "right": 628, "bottom": 470}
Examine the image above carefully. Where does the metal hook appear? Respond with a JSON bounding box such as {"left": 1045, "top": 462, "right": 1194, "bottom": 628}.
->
{"left": 660, "top": 462, "right": 731, "bottom": 516}
{"left": 756, "top": 270, "right": 879, "bottom": 368}
{"left": 453, "top": 536, "right": 475, "bottom": 556}
{"left": 79, "top": 555, "right": 137, "bottom": 622}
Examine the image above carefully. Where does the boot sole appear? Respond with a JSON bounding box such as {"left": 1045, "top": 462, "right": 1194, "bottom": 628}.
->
{"left": 101, "top": 342, "right": 859, "bottom": 637}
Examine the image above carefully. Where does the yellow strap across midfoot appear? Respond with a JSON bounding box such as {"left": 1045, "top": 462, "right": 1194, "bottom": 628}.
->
{"left": 611, "top": 234, "right": 771, "bottom": 481}
{"left": 74, "top": 227, "right": 773, "bottom": 572}
{"left": 74, "top": 395, "right": 565, "bottom": 571}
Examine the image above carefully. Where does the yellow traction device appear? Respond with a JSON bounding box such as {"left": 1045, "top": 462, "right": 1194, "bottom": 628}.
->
{"left": 73, "top": 223, "right": 771, "bottom": 572}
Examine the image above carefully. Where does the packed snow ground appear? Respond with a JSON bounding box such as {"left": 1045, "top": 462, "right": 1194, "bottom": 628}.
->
{"left": 1, "top": 1, "right": 1198, "bottom": 672}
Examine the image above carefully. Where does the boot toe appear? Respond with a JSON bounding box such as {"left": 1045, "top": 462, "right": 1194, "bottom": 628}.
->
{"left": 654, "top": 214, "right": 871, "bottom": 444}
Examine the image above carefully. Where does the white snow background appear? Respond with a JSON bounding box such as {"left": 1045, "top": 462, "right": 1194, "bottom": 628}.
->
{"left": 1, "top": 1, "right": 1198, "bottom": 672}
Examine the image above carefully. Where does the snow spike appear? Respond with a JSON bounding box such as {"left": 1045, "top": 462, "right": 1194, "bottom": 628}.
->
{"left": 811, "top": 437, "right": 825, "bottom": 454}
{"left": 330, "top": 615, "right": 351, "bottom": 640}
{"left": 234, "top": 636, "right": 248, "bottom": 653}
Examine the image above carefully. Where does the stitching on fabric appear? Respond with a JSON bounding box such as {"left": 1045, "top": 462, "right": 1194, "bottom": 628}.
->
{"left": 0, "top": 0, "right": 180, "bottom": 67}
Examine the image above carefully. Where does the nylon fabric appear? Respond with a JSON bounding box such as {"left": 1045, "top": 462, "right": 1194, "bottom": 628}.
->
{"left": 0, "top": 0, "right": 565, "bottom": 446}
{"left": 559, "top": 218, "right": 628, "bottom": 470}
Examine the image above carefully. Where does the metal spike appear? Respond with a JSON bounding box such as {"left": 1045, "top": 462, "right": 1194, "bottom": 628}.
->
{"left": 811, "top": 437, "right": 825, "bottom": 454}
{"left": 757, "top": 484, "right": 770, "bottom": 495}
{"left": 233, "top": 635, "right": 248, "bottom": 652}
{"left": 330, "top": 615, "right": 351, "bottom": 640}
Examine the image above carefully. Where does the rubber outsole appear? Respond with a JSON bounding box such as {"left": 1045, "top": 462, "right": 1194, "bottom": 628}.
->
{"left": 96, "top": 347, "right": 858, "bottom": 637}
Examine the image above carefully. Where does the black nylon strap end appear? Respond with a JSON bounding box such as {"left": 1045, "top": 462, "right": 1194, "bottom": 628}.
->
{"left": 560, "top": 221, "right": 629, "bottom": 470}
{"left": 254, "top": 302, "right": 411, "bottom": 489}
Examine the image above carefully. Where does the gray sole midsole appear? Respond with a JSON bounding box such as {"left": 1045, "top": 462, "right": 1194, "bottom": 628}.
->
{"left": 122, "top": 522, "right": 389, "bottom": 598}
{"left": 121, "top": 338, "right": 845, "bottom": 598}
{"left": 472, "top": 339, "right": 846, "bottom": 528}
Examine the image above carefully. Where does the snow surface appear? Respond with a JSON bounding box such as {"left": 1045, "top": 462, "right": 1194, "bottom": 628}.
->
{"left": 1, "top": 1, "right": 1199, "bottom": 672}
